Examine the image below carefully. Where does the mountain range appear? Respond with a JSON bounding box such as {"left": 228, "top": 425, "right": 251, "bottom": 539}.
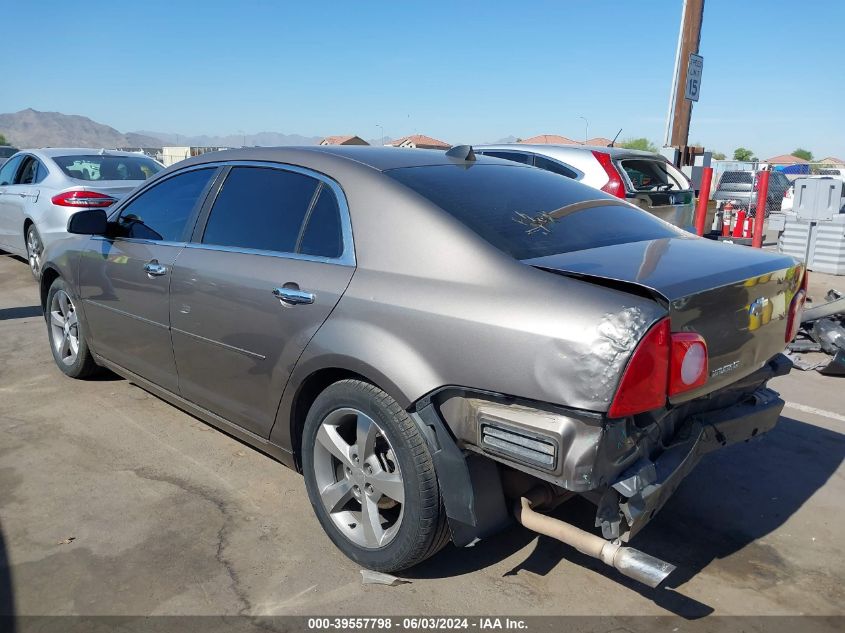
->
{"left": 0, "top": 108, "right": 517, "bottom": 149}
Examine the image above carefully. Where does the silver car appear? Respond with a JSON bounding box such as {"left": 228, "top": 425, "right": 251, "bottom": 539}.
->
{"left": 39, "top": 146, "right": 804, "bottom": 584}
{"left": 0, "top": 148, "right": 162, "bottom": 278}
{"left": 474, "top": 144, "right": 705, "bottom": 232}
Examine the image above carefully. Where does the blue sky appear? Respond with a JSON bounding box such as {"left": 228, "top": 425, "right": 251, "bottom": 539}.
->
{"left": 2, "top": 0, "right": 842, "bottom": 158}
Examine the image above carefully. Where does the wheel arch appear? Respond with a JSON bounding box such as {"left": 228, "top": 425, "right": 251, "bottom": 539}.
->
{"left": 273, "top": 352, "right": 424, "bottom": 472}
{"left": 39, "top": 264, "right": 61, "bottom": 311}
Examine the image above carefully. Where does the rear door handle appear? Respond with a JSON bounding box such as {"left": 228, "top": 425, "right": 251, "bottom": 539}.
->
{"left": 273, "top": 286, "right": 315, "bottom": 305}
{"left": 143, "top": 261, "right": 167, "bottom": 277}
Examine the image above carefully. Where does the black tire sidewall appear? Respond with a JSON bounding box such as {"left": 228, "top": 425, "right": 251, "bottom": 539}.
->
{"left": 302, "top": 380, "right": 439, "bottom": 571}
{"left": 45, "top": 277, "right": 94, "bottom": 378}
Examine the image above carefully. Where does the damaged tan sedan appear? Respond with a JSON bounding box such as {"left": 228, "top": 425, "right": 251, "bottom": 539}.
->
{"left": 38, "top": 145, "right": 806, "bottom": 587}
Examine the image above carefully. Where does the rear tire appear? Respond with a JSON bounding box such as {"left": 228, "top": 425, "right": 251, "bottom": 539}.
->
{"left": 302, "top": 379, "right": 449, "bottom": 572}
{"left": 45, "top": 277, "right": 100, "bottom": 379}
{"left": 26, "top": 224, "right": 43, "bottom": 280}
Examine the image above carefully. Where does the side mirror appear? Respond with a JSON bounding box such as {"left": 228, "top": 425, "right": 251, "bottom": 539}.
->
{"left": 67, "top": 209, "right": 108, "bottom": 235}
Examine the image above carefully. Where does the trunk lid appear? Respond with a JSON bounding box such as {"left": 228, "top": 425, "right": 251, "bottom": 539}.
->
{"left": 70, "top": 180, "right": 144, "bottom": 201}
{"left": 526, "top": 237, "right": 801, "bottom": 401}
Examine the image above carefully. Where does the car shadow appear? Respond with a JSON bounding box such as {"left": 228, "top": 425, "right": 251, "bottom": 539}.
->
{"left": 406, "top": 416, "right": 844, "bottom": 619}
{"left": 0, "top": 521, "right": 16, "bottom": 631}
{"left": 0, "top": 306, "right": 42, "bottom": 321}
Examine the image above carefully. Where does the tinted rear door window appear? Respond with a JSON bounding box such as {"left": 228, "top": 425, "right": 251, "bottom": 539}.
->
{"left": 533, "top": 155, "right": 577, "bottom": 179}
{"left": 117, "top": 168, "right": 216, "bottom": 241}
{"left": 479, "top": 151, "right": 532, "bottom": 165}
{"left": 202, "top": 166, "right": 319, "bottom": 253}
{"left": 298, "top": 185, "right": 343, "bottom": 258}
{"left": 387, "top": 164, "right": 680, "bottom": 259}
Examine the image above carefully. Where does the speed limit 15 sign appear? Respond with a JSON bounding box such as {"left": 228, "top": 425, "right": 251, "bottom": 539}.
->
{"left": 685, "top": 53, "right": 703, "bottom": 102}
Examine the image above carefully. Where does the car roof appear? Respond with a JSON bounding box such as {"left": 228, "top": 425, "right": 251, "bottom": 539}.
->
{"left": 474, "top": 143, "right": 663, "bottom": 160}
{"left": 179, "top": 145, "right": 511, "bottom": 172}
{"left": 23, "top": 148, "right": 155, "bottom": 159}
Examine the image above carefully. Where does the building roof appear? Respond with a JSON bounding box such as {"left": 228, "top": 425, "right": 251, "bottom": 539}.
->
{"left": 819, "top": 156, "right": 845, "bottom": 165}
{"left": 387, "top": 134, "right": 450, "bottom": 149}
{"left": 518, "top": 134, "right": 579, "bottom": 145}
{"left": 584, "top": 137, "right": 614, "bottom": 147}
{"left": 319, "top": 135, "right": 369, "bottom": 146}
{"left": 765, "top": 154, "right": 809, "bottom": 164}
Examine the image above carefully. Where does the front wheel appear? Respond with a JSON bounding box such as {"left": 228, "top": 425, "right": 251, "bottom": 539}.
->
{"left": 45, "top": 277, "right": 100, "bottom": 378}
{"left": 302, "top": 379, "right": 449, "bottom": 572}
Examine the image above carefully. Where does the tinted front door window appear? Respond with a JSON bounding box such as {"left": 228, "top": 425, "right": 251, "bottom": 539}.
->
{"left": 0, "top": 155, "right": 23, "bottom": 185}
{"left": 202, "top": 166, "right": 320, "bottom": 253}
{"left": 117, "top": 168, "right": 215, "bottom": 241}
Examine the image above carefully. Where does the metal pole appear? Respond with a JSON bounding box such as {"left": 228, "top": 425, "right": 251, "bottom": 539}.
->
{"left": 377, "top": 124, "right": 384, "bottom": 146}
{"left": 752, "top": 170, "right": 770, "bottom": 248}
{"left": 694, "top": 166, "right": 713, "bottom": 236}
{"left": 664, "top": 0, "right": 688, "bottom": 147}
{"left": 579, "top": 116, "right": 588, "bottom": 144}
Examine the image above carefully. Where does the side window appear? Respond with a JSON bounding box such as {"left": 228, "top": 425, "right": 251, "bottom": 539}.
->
{"left": 117, "top": 168, "right": 215, "bottom": 241}
{"left": 298, "top": 185, "right": 343, "bottom": 258}
{"left": 35, "top": 160, "right": 49, "bottom": 183}
{"left": 533, "top": 155, "right": 578, "bottom": 179}
{"left": 0, "top": 155, "right": 22, "bottom": 186}
{"left": 202, "top": 166, "right": 319, "bottom": 253}
{"left": 481, "top": 151, "right": 532, "bottom": 165}
{"left": 16, "top": 156, "right": 38, "bottom": 185}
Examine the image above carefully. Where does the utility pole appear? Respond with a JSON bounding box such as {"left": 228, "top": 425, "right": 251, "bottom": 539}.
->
{"left": 665, "top": 0, "right": 705, "bottom": 149}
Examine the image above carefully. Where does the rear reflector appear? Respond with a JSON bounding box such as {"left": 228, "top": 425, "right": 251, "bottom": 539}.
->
{"left": 52, "top": 190, "right": 117, "bottom": 208}
{"left": 480, "top": 421, "right": 557, "bottom": 471}
{"left": 608, "top": 318, "right": 670, "bottom": 418}
{"left": 592, "top": 150, "right": 625, "bottom": 198}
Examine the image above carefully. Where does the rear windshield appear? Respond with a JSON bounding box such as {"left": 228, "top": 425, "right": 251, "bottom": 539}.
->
{"left": 386, "top": 164, "right": 680, "bottom": 259}
{"left": 0, "top": 147, "right": 17, "bottom": 159}
{"left": 619, "top": 158, "right": 689, "bottom": 192}
{"left": 719, "top": 171, "right": 753, "bottom": 184}
{"left": 53, "top": 155, "right": 162, "bottom": 181}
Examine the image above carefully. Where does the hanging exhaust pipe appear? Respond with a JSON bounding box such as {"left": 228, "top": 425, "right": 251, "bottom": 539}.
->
{"left": 513, "top": 488, "right": 676, "bottom": 588}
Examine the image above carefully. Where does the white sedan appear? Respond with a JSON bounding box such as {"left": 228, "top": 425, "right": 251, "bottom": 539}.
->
{"left": 0, "top": 148, "right": 162, "bottom": 278}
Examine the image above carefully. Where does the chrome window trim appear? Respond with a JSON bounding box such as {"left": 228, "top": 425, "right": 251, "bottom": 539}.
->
{"left": 108, "top": 160, "right": 356, "bottom": 267}
{"left": 106, "top": 163, "right": 222, "bottom": 222}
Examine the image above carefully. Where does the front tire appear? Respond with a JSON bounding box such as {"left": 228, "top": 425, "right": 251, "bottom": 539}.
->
{"left": 45, "top": 277, "right": 100, "bottom": 379}
{"left": 302, "top": 379, "right": 449, "bottom": 572}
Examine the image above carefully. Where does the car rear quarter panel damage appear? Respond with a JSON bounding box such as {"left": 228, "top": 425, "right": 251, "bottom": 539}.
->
{"left": 269, "top": 165, "right": 668, "bottom": 455}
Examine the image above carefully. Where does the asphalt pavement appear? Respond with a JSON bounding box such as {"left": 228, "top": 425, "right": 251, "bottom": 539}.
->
{"left": 0, "top": 252, "right": 843, "bottom": 620}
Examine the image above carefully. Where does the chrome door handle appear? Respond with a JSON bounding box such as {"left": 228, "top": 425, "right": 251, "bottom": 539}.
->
{"left": 273, "top": 287, "right": 315, "bottom": 305}
{"left": 143, "top": 261, "right": 167, "bottom": 277}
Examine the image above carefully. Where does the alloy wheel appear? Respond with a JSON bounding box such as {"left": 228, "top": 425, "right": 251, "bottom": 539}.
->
{"left": 312, "top": 407, "right": 405, "bottom": 549}
{"left": 27, "top": 228, "right": 42, "bottom": 278}
{"left": 50, "top": 290, "right": 80, "bottom": 366}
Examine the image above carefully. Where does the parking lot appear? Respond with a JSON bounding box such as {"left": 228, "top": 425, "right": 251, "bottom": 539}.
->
{"left": 0, "top": 251, "right": 843, "bottom": 620}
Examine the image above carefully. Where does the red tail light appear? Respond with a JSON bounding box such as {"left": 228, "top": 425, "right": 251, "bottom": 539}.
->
{"left": 608, "top": 319, "right": 670, "bottom": 418}
{"left": 592, "top": 150, "right": 625, "bottom": 198}
{"left": 52, "top": 190, "right": 116, "bottom": 208}
{"left": 608, "top": 318, "right": 710, "bottom": 418}
{"left": 785, "top": 267, "right": 808, "bottom": 343}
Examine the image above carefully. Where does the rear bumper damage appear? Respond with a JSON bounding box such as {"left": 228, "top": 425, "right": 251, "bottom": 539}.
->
{"left": 597, "top": 386, "right": 784, "bottom": 541}
{"left": 417, "top": 353, "right": 791, "bottom": 549}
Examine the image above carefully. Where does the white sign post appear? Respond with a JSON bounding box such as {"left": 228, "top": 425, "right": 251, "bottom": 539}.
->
{"left": 685, "top": 53, "right": 703, "bottom": 102}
